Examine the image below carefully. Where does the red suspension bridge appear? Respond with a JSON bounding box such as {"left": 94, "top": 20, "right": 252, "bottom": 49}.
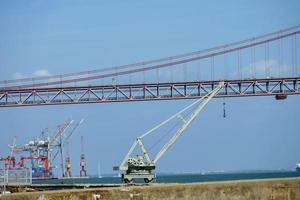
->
{"left": 0, "top": 26, "right": 299, "bottom": 107}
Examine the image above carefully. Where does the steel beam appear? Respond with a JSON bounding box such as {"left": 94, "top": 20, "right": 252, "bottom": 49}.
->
{"left": 0, "top": 77, "right": 299, "bottom": 107}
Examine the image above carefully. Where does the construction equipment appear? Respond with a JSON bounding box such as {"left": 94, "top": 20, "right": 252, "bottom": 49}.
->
{"left": 63, "top": 119, "right": 84, "bottom": 177}
{"left": 8, "top": 118, "right": 84, "bottom": 178}
{"left": 80, "top": 136, "right": 87, "bottom": 177}
{"left": 113, "top": 82, "right": 224, "bottom": 183}
{"left": 64, "top": 157, "right": 71, "bottom": 177}
{"left": 63, "top": 140, "right": 72, "bottom": 177}
{"left": 19, "top": 156, "right": 50, "bottom": 178}
{"left": 50, "top": 119, "right": 73, "bottom": 177}
{"left": 8, "top": 119, "right": 73, "bottom": 178}
{"left": 0, "top": 157, "right": 16, "bottom": 169}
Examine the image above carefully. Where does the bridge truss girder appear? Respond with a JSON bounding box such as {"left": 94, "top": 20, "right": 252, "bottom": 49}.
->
{"left": 0, "top": 77, "right": 299, "bottom": 107}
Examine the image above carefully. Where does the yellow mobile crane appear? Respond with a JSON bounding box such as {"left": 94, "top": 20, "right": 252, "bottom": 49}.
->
{"left": 113, "top": 82, "right": 224, "bottom": 183}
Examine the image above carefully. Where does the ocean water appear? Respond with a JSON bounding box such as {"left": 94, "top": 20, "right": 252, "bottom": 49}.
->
{"left": 33, "top": 171, "right": 300, "bottom": 185}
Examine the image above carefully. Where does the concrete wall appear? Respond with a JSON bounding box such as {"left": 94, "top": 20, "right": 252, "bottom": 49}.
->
{"left": 1, "top": 178, "right": 300, "bottom": 200}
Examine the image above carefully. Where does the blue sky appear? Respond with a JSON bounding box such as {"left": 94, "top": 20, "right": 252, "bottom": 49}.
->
{"left": 0, "top": 1, "right": 300, "bottom": 176}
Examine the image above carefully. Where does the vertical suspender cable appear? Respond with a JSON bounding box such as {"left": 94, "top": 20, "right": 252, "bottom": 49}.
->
{"left": 296, "top": 34, "right": 298, "bottom": 76}
{"left": 267, "top": 42, "right": 270, "bottom": 77}
{"left": 142, "top": 66, "right": 146, "bottom": 84}
{"left": 237, "top": 50, "right": 241, "bottom": 79}
{"left": 115, "top": 68, "right": 118, "bottom": 84}
{"left": 224, "top": 47, "right": 228, "bottom": 80}
{"left": 197, "top": 61, "right": 201, "bottom": 80}
{"left": 183, "top": 63, "right": 187, "bottom": 82}
{"left": 264, "top": 43, "right": 267, "bottom": 78}
{"left": 129, "top": 72, "right": 132, "bottom": 84}
{"left": 240, "top": 50, "right": 242, "bottom": 79}
{"left": 293, "top": 34, "right": 297, "bottom": 76}
{"left": 253, "top": 44, "right": 256, "bottom": 78}
{"left": 211, "top": 56, "right": 215, "bottom": 80}
{"left": 170, "top": 59, "right": 174, "bottom": 82}
{"left": 251, "top": 46, "right": 254, "bottom": 78}
{"left": 278, "top": 35, "right": 281, "bottom": 77}
{"left": 291, "top": 35, "right": 295, "bottom": 76}
{"left": 279, "top": 36, "right": 283, "bottom": 77}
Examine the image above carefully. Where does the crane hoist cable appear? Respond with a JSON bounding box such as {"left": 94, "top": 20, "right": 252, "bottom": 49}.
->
{"left": 223, "top": 98, "right": 226, "bottom": 118}
{"left": 148, "top": 118, "right": 183, "bottom": 153}
{"left": 148, "top": 103, "right": 202, "bottom": 153}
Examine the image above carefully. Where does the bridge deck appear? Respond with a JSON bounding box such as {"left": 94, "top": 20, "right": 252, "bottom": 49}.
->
{"left": 0, "top": 77, "right": 299, "bottom": 107}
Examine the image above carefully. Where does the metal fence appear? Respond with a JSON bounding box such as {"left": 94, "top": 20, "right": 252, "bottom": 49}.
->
{"left": 0, "top": 168, "right": 32, "bottom": 186}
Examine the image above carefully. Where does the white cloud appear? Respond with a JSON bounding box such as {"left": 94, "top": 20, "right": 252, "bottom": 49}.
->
{"left": 13, "top": 69, "right": 52, "bottom": 79}
{"left": 239, "top": 59, "right": 291, "bottom": 78}
{"left": 13, "top": 72, "right": 25, "bottom": 79}
{"left": 253, "top": 59, "right": 277, "bottom": 73}
{"left": 32, "top": 69, "right": 52, "bottom": 77}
